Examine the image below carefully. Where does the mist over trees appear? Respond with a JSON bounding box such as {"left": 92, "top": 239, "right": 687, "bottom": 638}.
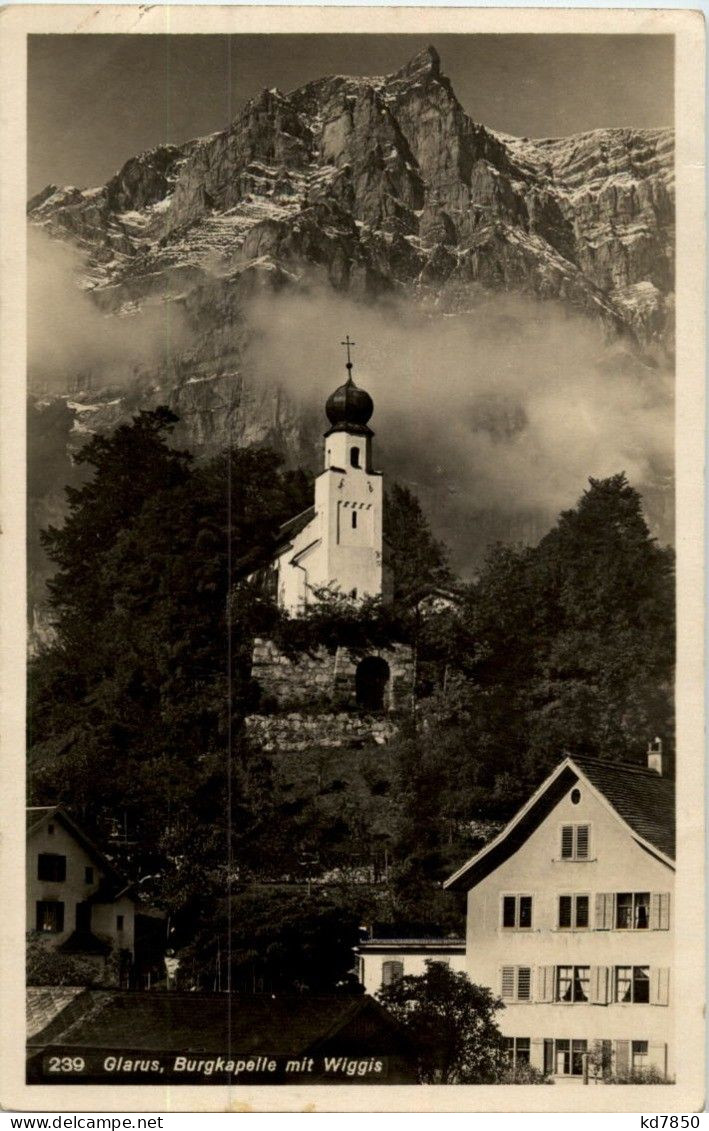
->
{"left": 27, "top": 408, "right": 675, "bottom": 986}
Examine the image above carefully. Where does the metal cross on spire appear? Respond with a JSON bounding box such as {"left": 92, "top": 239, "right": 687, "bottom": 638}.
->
{"left": 341, "top": 334, "right": 356, "bottom": 376}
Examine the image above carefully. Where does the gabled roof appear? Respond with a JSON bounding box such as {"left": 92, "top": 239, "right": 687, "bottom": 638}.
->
{"left": 27, "top": 992, "right": 413, "bottom": 1058}
{"left": 26, "top": 805, "right": 131, "bottom": 897}
{"left": 572, "top": 756, "right": 675, "bottom": 860}
{"left": 444, "top": 755, "right": 675, "bottom": 891}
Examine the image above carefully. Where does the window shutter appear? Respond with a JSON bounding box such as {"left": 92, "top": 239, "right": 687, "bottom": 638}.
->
{"left": 650, "top": 967, "right": 670, "bottom": 1006}
{"left": 382, "top": 960, "right": 403, "bottom": 986}
{"left": 543, "top": 1039, "right": 554, "bottom": 1076}
{"left": 615, "top": 1040, "right": 630, "bottom": 1076}
{"left": 501, "top": 966, "right": 515, "bottom": 999}
{"left": 536, "top": 965, "right": 554, "bottom": 1003}
{"left": 576, "top": 824, "right": 590, "bottom": 859}
{"left": 517, "top": 966, "right": 531, "bottom": 1001}
{"left": 595, "top": 892, "right": 613, "bottom": 929}
{"left": 561, "top": 826, "right": 573, "bottom": 858}
{"left": 650, "top": 892, "right": 671, "bottom": 930}
{"left": 590, "top": 965, "right": 610, "bottom": 1005}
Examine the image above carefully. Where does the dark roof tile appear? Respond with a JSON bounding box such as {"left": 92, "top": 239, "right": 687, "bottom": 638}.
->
{"left": 28, "top": 992, "right": 409, "bottom": 1058}
{"left": 572, "top": 756, "right": 675, "bottom": 859}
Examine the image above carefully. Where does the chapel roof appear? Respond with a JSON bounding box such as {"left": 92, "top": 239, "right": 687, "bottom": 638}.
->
{"left": 325, "top": 375, "right": 374, "bottom": 435}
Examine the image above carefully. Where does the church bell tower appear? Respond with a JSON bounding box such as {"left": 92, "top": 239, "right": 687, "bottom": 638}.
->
{"left": 314, "top": 337, "right": 384, "bottom": 601}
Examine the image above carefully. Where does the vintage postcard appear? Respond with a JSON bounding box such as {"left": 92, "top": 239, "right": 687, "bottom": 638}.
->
{"left": 0, "top": 4, "right": 704, "bottom": 1114}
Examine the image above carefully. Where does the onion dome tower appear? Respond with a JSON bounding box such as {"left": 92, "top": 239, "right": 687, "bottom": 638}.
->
{"left": 323, "top": 336, "right": 376, "bottom": 472}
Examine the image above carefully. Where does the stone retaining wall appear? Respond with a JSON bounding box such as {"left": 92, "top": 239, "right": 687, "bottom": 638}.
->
{"left": 244, "top": 711, "right": 399, "bottom": 752}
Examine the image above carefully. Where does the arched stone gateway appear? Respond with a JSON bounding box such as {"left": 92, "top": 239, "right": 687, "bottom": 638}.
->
{"left": 355, "top": 656, "right": 390, "bottom": 712}
{"left": 250, "top": 639, "right": 413, "bottom": 715}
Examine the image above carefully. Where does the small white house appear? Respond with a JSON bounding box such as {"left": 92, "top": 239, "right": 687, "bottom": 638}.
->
{"left": 27, "top": 806, "right": 137, "bottom": 984}
{"left": 355, "top": 937, "right": 467, "bottom": 997}
{"left": 444, "top": 751, "right": 674, "bottom": 1081}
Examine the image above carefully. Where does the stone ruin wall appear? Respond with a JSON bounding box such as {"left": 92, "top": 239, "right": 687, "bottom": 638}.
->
{"left": 250, "top": 638, "right": 414, "bottom": 712}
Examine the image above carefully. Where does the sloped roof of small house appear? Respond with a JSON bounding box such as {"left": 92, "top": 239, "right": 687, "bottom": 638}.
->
{"left": 26, "top": 986, "right": 86, "bottom": 1040}
{"left": 357, "top": 937, "right": 466, "bottom": 952}
{"left": 444, "top": 755, "right": 675, "bottom": 891}
{"left": 27, "top": 805, "right": 132, "bottom": 898}
{"left": 27, "top": 991, "right": 412, "bottom": 1058}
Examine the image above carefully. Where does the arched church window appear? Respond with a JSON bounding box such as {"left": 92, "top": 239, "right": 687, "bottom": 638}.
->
{"left": 350, "top": 446, "right": 360, "bottom": 468}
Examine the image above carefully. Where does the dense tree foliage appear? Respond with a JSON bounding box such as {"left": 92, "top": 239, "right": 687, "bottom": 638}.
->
{"left": 383, "top": 483, "right": 452, "bottom": 605}
{"left": 178, "top": 886, "right": 369, "bottom": 994}
{"left": 377, "top": 962, "right": 505, "bottom": 1083}
{"left": 28, "top": 406, "right": 674, "bottom": 990}
{"left": 29, "top": 409, "right": 312, "bottom": 896}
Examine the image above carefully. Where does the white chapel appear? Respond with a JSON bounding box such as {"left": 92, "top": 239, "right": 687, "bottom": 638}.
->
{"left": 268, "top": 338, "right": 386, "bottom": 614}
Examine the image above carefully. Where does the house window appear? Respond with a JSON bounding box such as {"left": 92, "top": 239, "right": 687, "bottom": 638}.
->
{"left": 36, "top": 900, "right": 64, "bottom": 933}
{"left": 560, "top": 824, "right": 590, "bottom": 859}
{"left": 352, "top": 511, "right": 358, "bottom": 529}
{"left": 549, "top": 1039, "right": 587, "bottom": 1076}
{"left": 47, "top": 823, "right": 55, "bottom": 835}
{"left": 556, "top": 966, "right": 590, "bottom": 1003}
{"left": 381, "top": 960, "right": 404, "bottom": 987}
{"left": 117, "top": 914, "right": 125, "bottom": 931}
{"left": 350, "top": 447, "right": 360, "bottom": 468}
{"left": 501, "top": 966, "right": 532, "bottom": 1001}
{"left": 631, "top": 1041, "right": 649, "bottom": 1073}
{"left": 503, "top": 1037, "right": 530, "bottom": 1068}
{"left": 616, "top": 892, "right": 650, "bottom": 929}
{"left": 37, "top": 853, "right": 66, "bottom": 882}
{"left": 502, "top": 895, "right": 533, "bottom": 929}
{"left": 615, "top": 966, "right": 650, "bottom": 1003}
{"left": 558, "top": 894, "right": 589, "bottom": 929}
{"left": 85, "top": 866, "right": 94, "bottom": 884}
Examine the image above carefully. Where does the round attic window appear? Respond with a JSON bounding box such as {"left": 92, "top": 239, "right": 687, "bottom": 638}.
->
{"left": 570, "top": 788, "right": 581, "bottom": 805}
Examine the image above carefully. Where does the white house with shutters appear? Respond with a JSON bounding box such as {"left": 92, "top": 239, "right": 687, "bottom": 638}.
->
{"left": 444, "top": 750, "right": 674, "bottom": 1081}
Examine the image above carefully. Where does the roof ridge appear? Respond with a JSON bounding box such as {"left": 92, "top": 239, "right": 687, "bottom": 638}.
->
{"left": 571, "top": 754, "right": 668, "bottom": 779}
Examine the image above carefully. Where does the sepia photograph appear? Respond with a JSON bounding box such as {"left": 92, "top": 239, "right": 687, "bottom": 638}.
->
{"left": 0, "top": 4, "right": 704, "bottom": 1114}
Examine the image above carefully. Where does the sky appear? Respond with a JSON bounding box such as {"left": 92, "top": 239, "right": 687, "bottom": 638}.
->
{"left": 28, "top": 33, "right": 674, "bottom": 195}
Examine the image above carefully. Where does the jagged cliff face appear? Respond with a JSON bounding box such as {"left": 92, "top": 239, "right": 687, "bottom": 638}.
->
{"left": 29, "top": 46, "right": 674, "bottom": 349}
{"left": 27, "top": 46, "right": 674, "bottom": 632}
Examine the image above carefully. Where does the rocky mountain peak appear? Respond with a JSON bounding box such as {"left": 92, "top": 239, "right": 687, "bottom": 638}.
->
{"left": 391, "top": 44, "right": 441, "bottom": 82}
{"left": 26, "top": 48, "right": 675, "bottom": 635}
